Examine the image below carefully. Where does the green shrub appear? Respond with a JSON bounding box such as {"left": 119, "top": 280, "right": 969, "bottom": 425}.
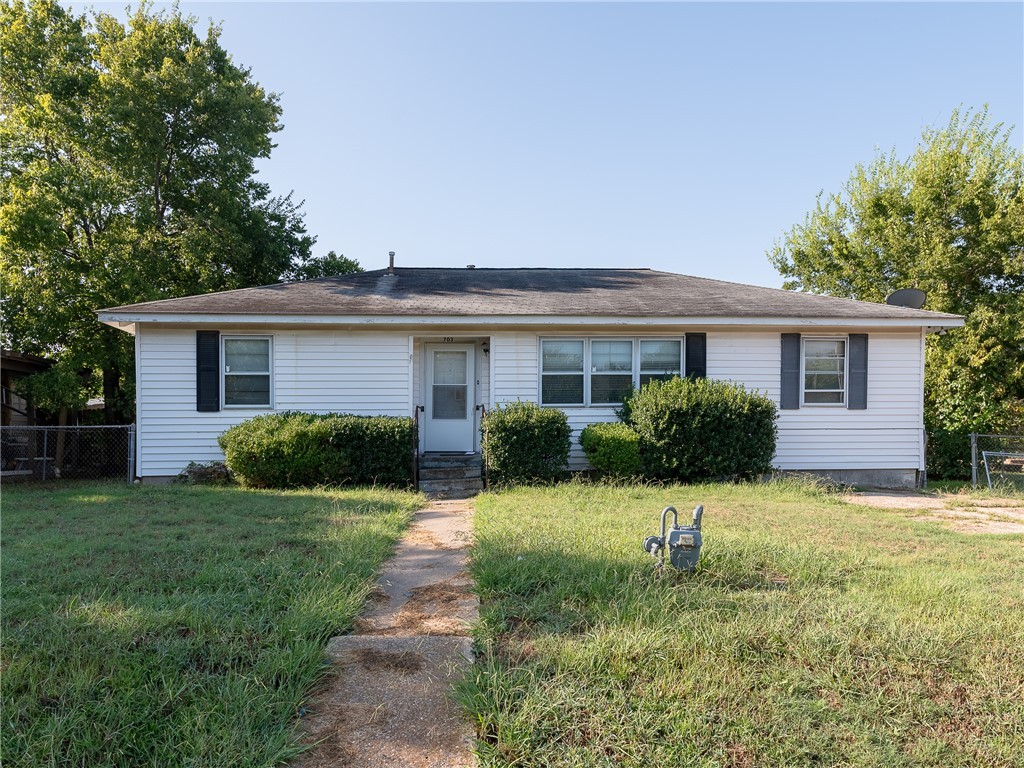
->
{"left": 218, "top": 412, "right": 415, "bottom": 489}
{"left": 628, "top": 377, "right": 777, "bottom": 481}
{"left": 579, "top": 422, "right": 641, "bottom": 479}
{"left": 482, "top": 401, "right": 571, "bottom": 486}
{"left": 926, "top": 428, "right": 972, "bottom": 480}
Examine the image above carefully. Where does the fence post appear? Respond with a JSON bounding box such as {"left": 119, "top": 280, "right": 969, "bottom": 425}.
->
{"left": 127, "top": 424, "right": 135, "bottom": 485}
{"left": 42, "top": 429, "right": 48, "bottom": 481}
{"left": 970, "top": 433, "right": 978, "bottom": 489}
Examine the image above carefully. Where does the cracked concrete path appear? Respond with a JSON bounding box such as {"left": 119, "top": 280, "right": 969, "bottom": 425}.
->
{"left": 294, "top": 499, "right": 477, "bottom": 768}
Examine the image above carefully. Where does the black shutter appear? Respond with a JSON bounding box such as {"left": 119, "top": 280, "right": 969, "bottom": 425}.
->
{"left": 848, "top": 334, "right": 868, "bottom": 410}
{"left": 780, "top": 333, "right": 801, "bottom": 409}
{"left": 196, "top": 331, "right": 220, "bottom": 412}
{"left": 684, "top": 333, "right": 706, "bottom": 379}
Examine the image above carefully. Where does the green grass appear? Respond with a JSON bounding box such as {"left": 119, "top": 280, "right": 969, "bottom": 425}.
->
{"left": 460, "top": 480, "right": 1024, "bottom": 767}
{"left": 925, "top": 479, "right": 1024, "bottom": 499}
{"left": 1, "top": 482, "right": 424, "bottom": 768}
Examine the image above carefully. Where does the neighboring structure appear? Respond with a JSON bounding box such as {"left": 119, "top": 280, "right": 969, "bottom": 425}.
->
{"left": 1, "top": 349, "right": 53, "bottom": 427}
{"left": 97, "top": 267, "right": 963, "bottom": 487}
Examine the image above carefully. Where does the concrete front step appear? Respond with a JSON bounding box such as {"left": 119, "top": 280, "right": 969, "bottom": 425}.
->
{"left": 420, "top": 465, "right": 482, "bottom": 481}
{"left": 419, "top": 452, "right": 482, "bottom": 469}
{"left": 419, "top": 479, "right": 484, "bottom": 499}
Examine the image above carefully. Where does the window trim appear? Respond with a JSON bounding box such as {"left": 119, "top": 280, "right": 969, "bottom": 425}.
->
{"left": 638, "top": 337, "right": 684, "bottom": 386}
{"left": 538, "top": 336, "right": 685, "bottom": 408}
{"left": 800, "top": 335, "right": 848, "bottom": 407}
{"left": 221, "top": 335, "right": 275, "bottom": 409}
{"left": 540, "top": 337, "right": 587, "bottom": 407}
{"left": 589, "top": 337, "right": 635, "bottom": 406}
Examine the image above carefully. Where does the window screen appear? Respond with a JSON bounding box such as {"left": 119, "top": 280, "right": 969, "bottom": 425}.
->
{"left": 591, "top": 340, "right": 633, "bottom": 404}
{"left": 224, "top": 338, "right": 271, "bottom": 407}
{"left": 541, "top": 340, "right": 584, "bottom": 405}
{"left": 803, "top": 339, "right": 846, "bottom": 404}
{"left": 639, "top": 340, "right": 682, "bottom": 386}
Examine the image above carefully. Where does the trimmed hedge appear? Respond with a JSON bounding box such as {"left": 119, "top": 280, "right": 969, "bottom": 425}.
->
{"left": 482, "top": 401, "right": 571, "bottom": 486}
{"left": 579, "top": 422, "right": 641, "bottom": 479}
{"left": 218, "top": 412, "right": 415, "bottom": 489}
{"left": 627, "top": 377, "right": 777, "bottom": 481}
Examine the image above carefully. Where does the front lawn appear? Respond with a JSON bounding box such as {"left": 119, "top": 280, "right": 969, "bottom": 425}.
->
{"left": 1, "top": 482, "right": 424, "bottom": 767}
{"left": 461, "top": 481, "right": 1024, "bottom": 767}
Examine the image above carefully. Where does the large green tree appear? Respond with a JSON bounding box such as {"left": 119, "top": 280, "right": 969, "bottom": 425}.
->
{"left": 768, "top": 108, "right": 1024, "bottom": 476}
{"left": 0, "top": 0, "right": 356, "bottom": 421}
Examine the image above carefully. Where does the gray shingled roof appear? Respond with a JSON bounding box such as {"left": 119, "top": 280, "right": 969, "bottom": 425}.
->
{"left": 100, "top": 268, "right": 961, "bottom": 321}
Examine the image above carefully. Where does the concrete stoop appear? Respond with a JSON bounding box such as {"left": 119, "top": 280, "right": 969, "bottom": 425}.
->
{"left": 294, "top": 499, "right": 477, "bottom": 768}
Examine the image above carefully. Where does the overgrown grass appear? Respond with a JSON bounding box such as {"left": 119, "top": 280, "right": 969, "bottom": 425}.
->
{"left": 460, "top": 480, "right": 1024, "bottom": 767}
{"left": 926, "top": 479, "right": 1024, "bottom": 500}
{"left": 1, "top": 482, "right": 424, "bottom": 767}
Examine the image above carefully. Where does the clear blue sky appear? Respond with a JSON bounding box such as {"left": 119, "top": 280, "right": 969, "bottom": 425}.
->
{"left": 88, "top": 1, "right": 1023, "bottom": 287}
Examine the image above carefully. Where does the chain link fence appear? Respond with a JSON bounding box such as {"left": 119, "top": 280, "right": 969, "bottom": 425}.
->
{"left": 971, "top": 433, "right": 1024, "bottom": 491}
{"left": 1, "top": 425, "right": 135, "bottom": 484}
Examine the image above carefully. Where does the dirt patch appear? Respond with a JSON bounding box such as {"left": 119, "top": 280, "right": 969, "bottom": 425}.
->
{"left": 844, "top": 492, "right": 948, "bottom": 510}
{"left": 913, "top": 513, "right": 1024, "bottom": 535}
{"left": 725, "top": 743, "right": 754, "bottom": 768}
{"left": 351, "top": 647, "right": 425, "bottom": 674}
{"left": 845, "top": 491, "right": 1024, "bottom": 534}
{"left": 359, "top": 578, "right": 475, "bottom": 637}
{"left": 406, "top": 579, "right": 471, "bottom": 612}
{"left": 404, "top": 526, "right": 459, "bottom": 551}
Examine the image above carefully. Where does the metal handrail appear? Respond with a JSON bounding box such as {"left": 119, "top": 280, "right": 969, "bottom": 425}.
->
{"left": 412, "top": 405, "right": 424, "bottom": 491}
{"left": 476, "top": 403, "right": 489, "bottom": 490}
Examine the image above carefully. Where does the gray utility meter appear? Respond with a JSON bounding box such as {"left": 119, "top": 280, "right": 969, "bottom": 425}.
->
{"left": 643, "top": 505, "right": 704, "bottom": 572}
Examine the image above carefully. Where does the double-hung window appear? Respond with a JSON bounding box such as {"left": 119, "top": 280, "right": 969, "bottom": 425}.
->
{"left": 802, "top": 338, "right": 846, "bottom": 405}
{"left": 223, "top": 336, "right": 273, "bottom": 407}
{"left": 590, "top": 340, "right": 633, "bottom": 404}
{"left": 639, "top": 340, "right": 682, "bottom": 386}
{"left": 540, "top": 337, "right": 685, "bottom": 406}
{"left": 541, "top": 340, "right": 585, "bottom": 405}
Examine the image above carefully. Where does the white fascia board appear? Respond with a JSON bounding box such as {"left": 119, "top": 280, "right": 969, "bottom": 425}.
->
{"left": 98, "top": 312, "right": 965, "bottom": 330}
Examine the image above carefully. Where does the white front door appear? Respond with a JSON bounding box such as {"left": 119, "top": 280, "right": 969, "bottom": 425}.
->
{"left": 424, "top": 344, "right": 476, "bottom": 452}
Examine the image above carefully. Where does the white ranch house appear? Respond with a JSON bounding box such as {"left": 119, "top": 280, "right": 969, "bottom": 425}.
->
{"left": 98, "top": 267, "right": 963, "bottom": 488}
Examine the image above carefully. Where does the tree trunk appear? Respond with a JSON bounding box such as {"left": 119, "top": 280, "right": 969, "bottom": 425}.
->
{"left": 103, "top": 365, "right": 120, "bottom": 425}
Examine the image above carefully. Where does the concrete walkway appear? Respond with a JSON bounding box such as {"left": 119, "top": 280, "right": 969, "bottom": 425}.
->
{"left": 295, "top": 499, "right": 477, "bottom": 768}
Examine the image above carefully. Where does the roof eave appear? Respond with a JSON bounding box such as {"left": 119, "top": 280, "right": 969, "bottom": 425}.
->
{"left": 96, "top": 311, "right": 965, "bottom": 330}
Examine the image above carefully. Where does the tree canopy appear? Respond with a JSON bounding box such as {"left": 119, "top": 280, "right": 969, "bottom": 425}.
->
{"left": 0, "top": 0, "right": 358, "bottom": 420}
{"left": 769, "top": 108, "right": 1024, "bottom": 476}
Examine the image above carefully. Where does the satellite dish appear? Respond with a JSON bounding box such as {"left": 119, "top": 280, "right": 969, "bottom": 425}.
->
{"left": 886, "top": 288, "right": 927, "bottom": 309}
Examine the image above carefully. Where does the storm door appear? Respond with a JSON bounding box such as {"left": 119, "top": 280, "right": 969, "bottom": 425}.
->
{"left": 424, "top": 345, "right": 475, "bottom": 452}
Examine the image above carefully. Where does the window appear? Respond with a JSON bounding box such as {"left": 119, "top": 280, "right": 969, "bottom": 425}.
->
{"left": 639, "top": 340, "right": 682, "bottom": 386}
{"left": 803, "top": 338, "right": 846, "bottom": 405}
{"left": 432, "top": 350, "right": 468, "bottom": 419}
{"left": 591, "top": 340, "right": 633, "bottom": 404}
{"left": 539, "top": 337, "right": 685, "bottom": 407}
{"left": 541, "top": 339, "right": 584, "bottom": 405}
{"left": 223, "top": 336, "right": 272, "bottom": 407}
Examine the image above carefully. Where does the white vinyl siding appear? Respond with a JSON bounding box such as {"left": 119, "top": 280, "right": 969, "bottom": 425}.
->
{"left": 136, "top": 326, "right": 412, "bottom": 477}
{"left": 135, "top": 325, "right": 926, "bottom": 477}
{"left": 490, "top": 328, "right": 924, "bottom": 472}
{"left": 706, "top": 330, "right": 924, "bottom": 471}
